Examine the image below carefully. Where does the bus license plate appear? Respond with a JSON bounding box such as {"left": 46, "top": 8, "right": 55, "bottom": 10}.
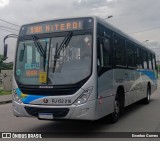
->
{"left": 52, "top": 99, "right": 72, "bottom": 104}
{"left": 38, "top": 113, "right": 53, "bottom": 119}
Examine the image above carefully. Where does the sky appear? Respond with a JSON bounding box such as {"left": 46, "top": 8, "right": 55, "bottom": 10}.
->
{"left": 0, "top": 0, "right": 160, "bottom": 62}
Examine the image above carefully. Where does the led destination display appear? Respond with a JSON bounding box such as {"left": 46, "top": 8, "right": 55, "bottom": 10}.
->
{"left": 25, "top": 20, "right": 83, "bottom": 35}
{"left": 19, "top": 17, "right": 94, "bottom": 36}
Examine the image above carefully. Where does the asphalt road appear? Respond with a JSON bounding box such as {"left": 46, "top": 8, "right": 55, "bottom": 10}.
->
{"left": 1, "top": 82, "right": 160, "bottom": 141}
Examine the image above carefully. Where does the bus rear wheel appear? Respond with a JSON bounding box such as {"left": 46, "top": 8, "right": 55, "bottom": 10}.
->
{"left": 110, "top": 99, "right": 120, "bottom": 123}
{"left": 143, "top": 86, "right": 151, "bottom": 104}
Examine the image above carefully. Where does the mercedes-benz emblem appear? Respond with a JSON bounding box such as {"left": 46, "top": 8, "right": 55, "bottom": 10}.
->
{"left": 43, "top": 98, "right": 48, "bottom": 103}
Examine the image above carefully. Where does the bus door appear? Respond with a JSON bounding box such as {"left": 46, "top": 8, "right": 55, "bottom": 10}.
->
{"left": 97, "top": 35, "right": 114, "bottom": 118}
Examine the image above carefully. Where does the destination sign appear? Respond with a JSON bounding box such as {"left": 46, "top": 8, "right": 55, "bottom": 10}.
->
{"left": 25, "top": 20, "right": 83, "bottom": 35}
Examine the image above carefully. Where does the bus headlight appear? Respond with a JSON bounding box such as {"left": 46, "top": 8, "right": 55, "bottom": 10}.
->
{"left": 13, "top": 89, "right": 22, "bottom": 104}
{"left": 74, "top": 87, "right": 93, "bottom": 105}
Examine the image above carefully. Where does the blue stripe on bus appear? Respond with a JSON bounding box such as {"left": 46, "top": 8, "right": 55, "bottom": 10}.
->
{"left": 15, "top": 88, "right": 45, "bottom": 104}
{"left": 22, "top": 95, "right": 45, "bottom": 104}
{"left": 137, "top": 69, "right": 156, "bottom": 80}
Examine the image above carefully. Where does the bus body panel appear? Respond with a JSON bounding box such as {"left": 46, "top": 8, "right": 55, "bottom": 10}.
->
{"left": 97, "top": 67, "right": 157, "bottom": 119}
{"left": 97, "top": 69, "right": 115, "bottom": 118}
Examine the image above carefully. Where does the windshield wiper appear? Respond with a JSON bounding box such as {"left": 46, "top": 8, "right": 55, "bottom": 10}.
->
{"left": 56, "top": 32, "right": 72, "bottom": 56}
{"left": 32, "top": 36, "right": 49, "bottom": 71}
{"left": 32, "top": 35, "right": 45, "bottom": 56}
{"left": 52, "top": 32, "right": 73, "bottom": 73}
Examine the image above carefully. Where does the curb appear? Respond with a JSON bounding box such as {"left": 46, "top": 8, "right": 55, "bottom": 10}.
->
{"left": 0, "top": 94, "right": 12, "bottom": 105}
{"left": 0, "top": 100, "right": 12, "bottom": 105}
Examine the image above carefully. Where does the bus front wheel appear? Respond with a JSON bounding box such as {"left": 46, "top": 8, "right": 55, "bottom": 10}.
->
{"left": 110, "top": 99, "right": 120, "bottom": 123}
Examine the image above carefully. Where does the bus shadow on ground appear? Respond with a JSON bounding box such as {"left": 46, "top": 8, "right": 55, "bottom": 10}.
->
{"left": 24, "top": 98, "right": 157, "bottom": 133}
{"left": 118, "top": 98, "right": 156, "bottom": 121}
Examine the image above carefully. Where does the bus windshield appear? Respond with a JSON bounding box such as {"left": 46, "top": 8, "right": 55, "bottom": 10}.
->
{"left": 15, "top": 33, "right": 92, "bottom": 85}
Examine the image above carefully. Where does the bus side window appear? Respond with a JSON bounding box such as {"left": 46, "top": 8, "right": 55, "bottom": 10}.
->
{"left": 97, "top": 36, "right": 101, "bottom": 66}
{"left": 97, "top": 37, "right": 111, "bottom": 67}
{"left": 152, "top": 55, "right": 156, "bottom": 70}
{"left": 137, "top": 47, "right": 143, "bottom": 69}
{"left": 97, "top": 23, "right": 112, "bottom": 67}
{"left": 103, "top": 38, "right": 110, "bottom": 66}
{"left": 98, "top": 38, "right": 111, "bottom": 67}
{"left": 148, "top": 53, "right": 152, "bottom": 70}
{"left": 143, "top": 51, "right": 148, "bottom": 69}
{"left": 126, "top": 41, "right": 136, "bottom": 68}
{"left": 114, "top": 35, "right": 126, "bottom": 66}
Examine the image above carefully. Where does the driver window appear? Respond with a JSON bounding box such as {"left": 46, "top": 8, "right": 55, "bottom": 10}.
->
{"left": 97, "top": 37, "right": 111, "bottom": 67}
{"left": 103, "top": 38, "right": 110, "bottom": 66}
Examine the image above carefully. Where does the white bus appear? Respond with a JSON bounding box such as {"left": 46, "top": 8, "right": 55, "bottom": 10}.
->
{"left": 4, "top": 16, "right": 157, "bottom": 122}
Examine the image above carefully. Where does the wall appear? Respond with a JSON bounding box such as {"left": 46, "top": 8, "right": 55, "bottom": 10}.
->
{"left": 1, "top": 70, "right": 13, "bottom": 91}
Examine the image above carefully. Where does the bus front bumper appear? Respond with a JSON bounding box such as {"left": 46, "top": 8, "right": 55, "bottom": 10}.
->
{"left": 12, "top": 100, "right": 98, "bottom": 121}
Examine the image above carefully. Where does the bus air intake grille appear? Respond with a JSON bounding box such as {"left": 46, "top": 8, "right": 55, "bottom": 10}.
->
{"left": 24, "top": 107, "right": 69, "bottom": 117}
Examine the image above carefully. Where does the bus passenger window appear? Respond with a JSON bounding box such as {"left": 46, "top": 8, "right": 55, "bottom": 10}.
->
{"left": 143, "top": 51, "right": 148, "bottom": 69}
{"left": 137, "top": 47, "right": 142, "bottom": 69}
{"left": 127, "top": 42, "right": 136, "bottom": 68}
{"left": 148, "top": 53, "right": 152, "bottom": 70}
{"left": 152, "top": 55, "right": 156, "bottom": 70}
{"left": 103, "top": 38, "right": 110, "bottom": 66}
{"left": 114, "top": 35, "right": 126, "bottom": 66}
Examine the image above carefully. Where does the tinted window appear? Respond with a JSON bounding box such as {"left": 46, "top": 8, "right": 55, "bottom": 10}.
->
{"left": 114, "top": 35, "right": 126, "bottom": 66}
{"left": 103, "top": 38, "right": 111, "bottom": 66}
{"left": 142, "top": 51, "right": 148, "bottom": 69}
{"left": 97, "top": 23, "right": 112, "bottom": 67}
{"left": 152, "top": 55, "right": 156, "bottom": 70}
{"left": 137, "top": 47, "right": 143, "bottom": 69}
{"left": 126, "top": 41, "right": 136, "bottom": 67}
{"left": 148, "top": 53, "right": 153, "bottom": 70}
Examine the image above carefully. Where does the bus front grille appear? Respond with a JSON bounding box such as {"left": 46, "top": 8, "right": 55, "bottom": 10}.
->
{"left": 24, "top": 107, "right": 69, "bottom": 117}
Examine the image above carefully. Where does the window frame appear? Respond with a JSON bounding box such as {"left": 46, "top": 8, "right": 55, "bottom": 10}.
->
{"left": 126, "top": 40, "right": 137, "bottom": 68}
{"left": 113, "top": 34, "right": 127, "bottom": 67}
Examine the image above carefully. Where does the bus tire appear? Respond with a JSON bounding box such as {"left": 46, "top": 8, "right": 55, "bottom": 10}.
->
{"left": 143, "top": 86, "right": 151, "bottom": 104}
{"left": 110, "top": 98, "right": 120, "bottom": 123}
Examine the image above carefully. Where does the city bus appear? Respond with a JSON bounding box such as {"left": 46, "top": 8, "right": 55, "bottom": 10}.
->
{"left": 4, "top": 16, "right": 157, "bottom": 122}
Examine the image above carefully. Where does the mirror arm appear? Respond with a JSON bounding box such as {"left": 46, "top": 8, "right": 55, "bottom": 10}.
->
{"left": 3, "top": 34, "right": 18, "bottom": 58}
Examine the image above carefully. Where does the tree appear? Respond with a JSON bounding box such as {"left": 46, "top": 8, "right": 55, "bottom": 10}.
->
{"left": 0, "top": 55, "right": 6, "bottom": 73}
{"left": 0, "top": 55, "right": 13, "bottom": 73}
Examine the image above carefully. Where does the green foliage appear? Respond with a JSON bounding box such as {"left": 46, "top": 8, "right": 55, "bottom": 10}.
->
{"left": 156, "top": 65, "right": 160, "bottom": 72}
{"left": 0, "top": 89, "right": 12, "bottom": 95}
{"left": 0, "top": 55, "right": 13, "bottom": 73}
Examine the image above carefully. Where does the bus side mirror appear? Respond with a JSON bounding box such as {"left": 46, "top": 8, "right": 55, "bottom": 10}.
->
{"left": 4, "top": 44, "right": 8, "bottom": 58}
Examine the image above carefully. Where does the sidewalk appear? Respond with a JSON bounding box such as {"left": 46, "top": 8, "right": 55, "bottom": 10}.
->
{"left": 0, "top": 94, "right": 12, "bottom": 104}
